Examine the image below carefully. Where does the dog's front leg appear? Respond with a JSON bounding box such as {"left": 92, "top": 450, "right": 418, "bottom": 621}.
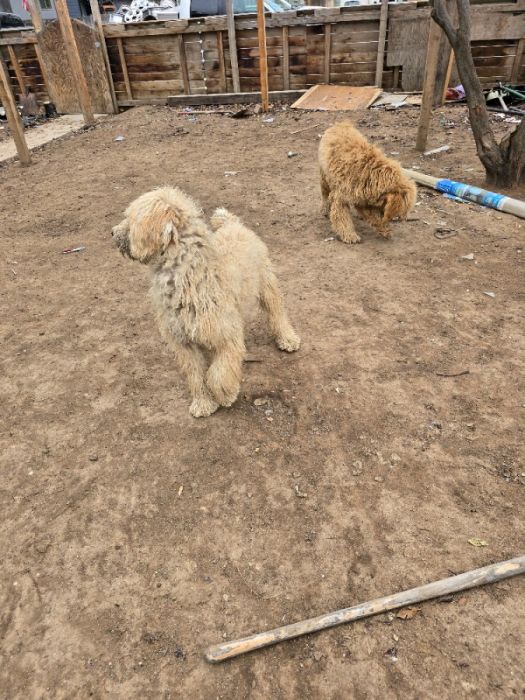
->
{"left": 320, "top": 168, "right": 331, "bottom": 217}
{"left": 174, "top": 342, "right": 219, "bottom": 418}
{"left": 329, "top": 191, "right": 361, "bottom": 244}
{"left": 206, "top": 335, "right": 245, "bottom": 408}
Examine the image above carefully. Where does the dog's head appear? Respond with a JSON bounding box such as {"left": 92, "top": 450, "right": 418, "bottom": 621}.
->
{"left": 381, "top": 181, "right": 417, "bottom": 223}
{"left": 112, "top": 187, "right": 202, "bottom": 264}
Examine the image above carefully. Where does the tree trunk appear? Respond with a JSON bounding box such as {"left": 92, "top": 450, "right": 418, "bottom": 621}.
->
{"left": 431, "top": 0, "right": 525, "bottom": 188}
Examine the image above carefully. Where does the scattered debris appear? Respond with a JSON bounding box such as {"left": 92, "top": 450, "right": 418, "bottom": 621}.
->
{"left": 423, "top": 145, "right": 451, "bottom": 157}
{"left": 290, "top": 123, "right": 321, "bottom": 135}
{"left": 384, "top": 647, "right": 398, "bottom": 662}
{"left": 178, "top": 485, "right": 184, "bottom": 496}
{"left": 483, "top": 291, "right": 496, "bottom": 298}
{"left": 253, "top": 397, "right": 268, "bottom": 406}
{"left": 436, "top": 369, "right": 470, "bottom": 377}
{"left": 224, "top": 171, "right": 238, "bottom": 177}
{"left": 396, "top": 607, "right": 420, "bottom": 620}
{"left": 468, "top": 538, "right": 489, "bottom": 547}
{"left": 287, "top": 151, "right": 300, "bottom": 158}
{"left": 460, "top": 253, "right": 475, "bottom": 260}
{"left": 262, "top": 117, "right": 274, "bottom": 123}
{"left": 230, "top": 107, "right": 249, "bottom": 119}
{"left": 294, "top": 484, "right": 307, "bottom": 498}
{"left": 62, "top": 246, "right": 85, "bottom": 254}
{"left": 114, "top": 135, "right": 125, "bottom": 142}
{"left": 88, "top": 453, "right": 98, "bottom": 462}
{"left": 434, "top": 228, "right": 457, "bottom": 239}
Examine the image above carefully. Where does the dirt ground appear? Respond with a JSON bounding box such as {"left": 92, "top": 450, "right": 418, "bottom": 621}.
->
{"left": 1, "top": 103, "right": 524, "bottom": 699}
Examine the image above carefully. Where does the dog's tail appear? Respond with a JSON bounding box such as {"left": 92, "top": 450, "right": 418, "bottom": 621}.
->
{"left": 210, "top": 207, "right": 240, "bottom": 231}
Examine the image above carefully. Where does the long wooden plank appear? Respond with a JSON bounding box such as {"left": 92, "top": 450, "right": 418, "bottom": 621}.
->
{"left": 323, "top": 23, "right": 331, "bottom": 84}
{"left": 27, "top": 0, "right": 43, "bottom": 33}
{"left": 166, "top": 88, "right": 304, "bottom": 106}
{"left": 0, "top": 54, "right": 30, "bottom": 165}
{"left": 217, "top": 31, "right": 227, "bottom": 92}
{"left": 117, "top": 37, "right": 133, "bottom": 100}
{"left": 374, "top": 0, "right": 388, "bottom": 87}
{"left": 256, "top": 0, "right": 269, "bottom": 110}
{"left": 177, "top": 34, "right": 191, "bottom": 94}
{"left": 54, "top": 0, "right": 95, "bottom": 124}
{"left": 7, "top": 45, "right": 26, "bottom": 95}
{"left": 227, "top": 0, "right": 241, "bottom": 92}
{"left": 89, "top": 0, "right": 119, "bottom": 113}
{"left": 282, "top": 26, "right": 290, "bottom": 90}
{"left": 511, "top": 38, "right": 525, "bottom": 83}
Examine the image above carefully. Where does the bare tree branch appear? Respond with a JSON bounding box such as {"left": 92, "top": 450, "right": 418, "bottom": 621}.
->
{"left": 430, "top": 0, "right": 457, "bottom": 46}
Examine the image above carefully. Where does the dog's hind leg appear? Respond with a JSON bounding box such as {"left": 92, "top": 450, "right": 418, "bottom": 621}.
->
{"left": 320, "top": 168, "right": 331, "bottom": 217}
{"left": 206, "top": 330, "right": 245, "bottom": 408}
{"left": 329, "top": 191, "right": 361, "bottom": 244}
{"left": 259, "top": 270, "right": 301, "bottom": 353}
{"left": 174, "top": 342, "right": 219, "bottom": 418}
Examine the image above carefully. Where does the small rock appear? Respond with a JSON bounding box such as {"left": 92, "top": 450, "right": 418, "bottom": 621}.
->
{"left": 460, "top": 253, "right": 475, "bottom": 261}
{"left": 114, "top": 135, "right": 125, "bottom": 142}
{"left": 287, "top": 151, "right": 300, "bottom": 158}
{"left": 294, "top": 484, "right": 307, "bottom": 498}
{"left": 313, "top": 651, "right": 324, "bottom": 662}
{"left": 254, "top": 397, "right": 268, "bottom": 406}
{"left": 374, "top": 476, "right": 384, "bottom": 483}
{"left": 88, "top": 453, "right": 98, "bottom": 462}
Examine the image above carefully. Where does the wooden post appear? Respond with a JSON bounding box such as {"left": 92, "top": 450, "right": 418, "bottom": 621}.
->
{"left": 177, "top": 34, "right": 190, "bottom": 95}
{"left": 27, "top": 0, "right": 43, "bottom": 33}
{"left": 375, "top": 0, "right": 388, "bottom": 88}
{"left": 511, "top": 38, "right": 525, "bottom": 84}
{"left": 324, "top": 24, "right": 331, "bottom": 85}
{"left": 226, "top": 0, "right": 240, "bottom": 93}
{"left": 256, "top": 0, "right": 269, "bottom": 111}
{"left": 7, "top": 46, "right": 26, "bottom": 97}
{"left": 440, "top": 49, "right": 454, "bottom": 106}
{"left": 116, "top": 38, "right": 132, "bottom": 100}
{"left": 0, "top": 55, "right": 31, "bottom": 165}
{"left": 415, "top": 18, "right": 442, "bottom": 151}
{"left": 217, "top": 31, "right": 227, "bottom": 93}
{"left": 282, "top": 26, "right": 290, "bottom": 91}
{"left": 54, "top": 0, "right": 95, "bottom": 124}
{"left": 88, "top": 0, "right": 118, "bottom": 113}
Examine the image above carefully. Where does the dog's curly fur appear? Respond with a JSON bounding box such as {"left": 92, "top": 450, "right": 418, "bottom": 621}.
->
{"left": 112, "top": 187, "right": 300, "bottom": 417}
{"left": 319, "top": 120, "right": 417, "bottom": 244}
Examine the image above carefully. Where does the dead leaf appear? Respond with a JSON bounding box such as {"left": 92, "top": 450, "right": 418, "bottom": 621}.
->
{"left": 396, "top": 607, "right": 420, "bottom": 620}
{"left": 468, "top": 538, "right": 489, "bottom": 547}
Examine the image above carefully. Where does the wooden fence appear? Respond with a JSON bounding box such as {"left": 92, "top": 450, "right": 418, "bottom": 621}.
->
{"left": 0, "top": 0, "right": 524, "bottom": 110}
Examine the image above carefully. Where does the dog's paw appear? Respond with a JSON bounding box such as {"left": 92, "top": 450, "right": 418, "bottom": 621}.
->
{"left": 277, "top": 331, "right": 301, "bottom": 353}
{"left": 190, "top": 397, "right": 219, "bottom": 418}
{"left": 207, "top": 376, "right": 240, "bottom": 407}
{"left": 338, "top": 233, "right": 361, "bottom": 244}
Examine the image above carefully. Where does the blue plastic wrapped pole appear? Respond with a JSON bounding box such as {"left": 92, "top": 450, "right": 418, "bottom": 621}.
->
{"left": 403, "top": 168, "right": 525, "bottom": 220}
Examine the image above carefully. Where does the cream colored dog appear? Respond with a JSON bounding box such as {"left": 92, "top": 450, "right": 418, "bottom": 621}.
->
{"left": 319, "top": 120, "right": 417, "bottom": 244}
{"left": 112, "top": 187, "right": 300, "bottom": 417}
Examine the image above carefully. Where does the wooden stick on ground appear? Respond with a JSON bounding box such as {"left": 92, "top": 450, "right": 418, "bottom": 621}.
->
{"left": 0, "top": 55, "right": 31, "bottom": 166}
{"left": 205, "top": 555, "right": 525, "bottom": 663}
{"left": 404, "top": 168, "right": 525, "bottom": 220}
{"left": 256, "top": 0, "right": 269, "bottom": 112}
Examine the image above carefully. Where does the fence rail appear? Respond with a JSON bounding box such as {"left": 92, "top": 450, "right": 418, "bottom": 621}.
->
{"left": 0, "top": 1, "right": 524, "bottom": 110}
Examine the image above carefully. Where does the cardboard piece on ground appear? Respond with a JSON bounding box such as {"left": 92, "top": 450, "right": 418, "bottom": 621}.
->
{"left": 371, "top": 92, "right": 422, "bottom": 109}
{"left": 291, "top": 85, "right": 382, "bottom": 111}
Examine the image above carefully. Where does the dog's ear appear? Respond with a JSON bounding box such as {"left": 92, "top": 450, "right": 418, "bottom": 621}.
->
{"left": 383, "top": 184, "right": 416, "bottom": 222}
{"left": 130, "top": 206, "right": 179, "bottom": 262}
